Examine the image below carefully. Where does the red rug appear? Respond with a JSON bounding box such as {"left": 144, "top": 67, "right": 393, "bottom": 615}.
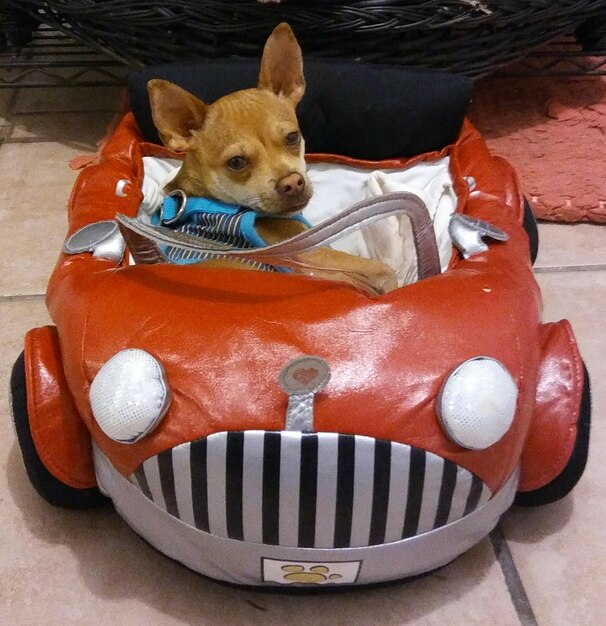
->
{"left": 469, "top": 73, "right": 606, "bottom": 223}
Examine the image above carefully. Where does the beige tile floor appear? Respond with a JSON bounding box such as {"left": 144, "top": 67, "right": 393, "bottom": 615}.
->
{"left": 0, "top": 83, "right": 604, "bottom": 626}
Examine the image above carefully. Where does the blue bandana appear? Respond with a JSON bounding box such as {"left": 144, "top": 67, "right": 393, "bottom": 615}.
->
{"left": 152, "top": 194, "right": 310, "bottom": 270}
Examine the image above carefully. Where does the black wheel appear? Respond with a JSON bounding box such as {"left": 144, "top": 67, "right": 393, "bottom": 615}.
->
{"left": 10, "top": 351, "right": 108, "bottom": 509}
{"left": 515, "top": 362, "right": 591, "bottom": 507}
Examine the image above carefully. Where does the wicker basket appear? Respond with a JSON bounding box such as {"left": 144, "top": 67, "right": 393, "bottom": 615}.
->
{"left": 8, "top": 0, "right": 606, "bottom": 76}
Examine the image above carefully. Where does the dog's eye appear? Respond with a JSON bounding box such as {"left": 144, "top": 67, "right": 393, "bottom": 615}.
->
{"left": 227, "top": 156, "right": 248, "bottom": 171}
{"left": 285, "top": 132, "right": 300, "bottom": 147}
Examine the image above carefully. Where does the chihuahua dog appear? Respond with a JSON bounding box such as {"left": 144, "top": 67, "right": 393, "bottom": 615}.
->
{"left": 147, "top": 23, "right": 397, "bottom": 294}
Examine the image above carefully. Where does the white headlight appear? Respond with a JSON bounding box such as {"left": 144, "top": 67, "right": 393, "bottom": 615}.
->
{"left": 437, "top": 357, "right": 518, "bottom": 450}
{"left": 90, "top": 349, "right": 170, "bottom": 443}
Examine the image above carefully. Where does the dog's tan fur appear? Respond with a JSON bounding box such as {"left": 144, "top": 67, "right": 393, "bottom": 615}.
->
{"left": 147, "top": 23, "right": 397, "bottom": 294}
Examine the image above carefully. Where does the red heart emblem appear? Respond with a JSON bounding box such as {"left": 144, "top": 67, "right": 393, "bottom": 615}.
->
{"left": 293, "top": 367, "right": 319, "bottom": 385}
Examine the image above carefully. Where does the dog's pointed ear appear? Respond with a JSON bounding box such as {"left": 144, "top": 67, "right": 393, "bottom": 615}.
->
{"left": 258, "top": 23, "right": 305, "bottom": 105}
{"left": 147, "top": 79, "right": 208, "bottom": 151}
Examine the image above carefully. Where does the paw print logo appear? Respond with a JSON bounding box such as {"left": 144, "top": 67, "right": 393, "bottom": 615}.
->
{"left": 262, "top": 557, "right": 361, "bottom": 585}
{"left": 281, "top": 564, "right": 343, "bottom": 584}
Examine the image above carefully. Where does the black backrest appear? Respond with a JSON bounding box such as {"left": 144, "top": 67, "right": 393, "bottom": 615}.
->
{"left": 128, "top": 59, "right": 472, "bottom": 161}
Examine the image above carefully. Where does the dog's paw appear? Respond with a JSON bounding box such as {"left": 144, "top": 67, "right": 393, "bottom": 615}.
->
{"left": 366, "top": 263, "right": 398, "bottom": 295}
{"left": 374, "top": 271, "right": 398, "bottom": 295}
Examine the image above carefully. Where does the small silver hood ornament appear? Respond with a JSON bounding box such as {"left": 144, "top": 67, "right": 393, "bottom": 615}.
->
{"left": 448, "top": 214, "right": 509, "bottom": 259}
{"left": 279, "top": 356, "right": 331, "bottom": 433}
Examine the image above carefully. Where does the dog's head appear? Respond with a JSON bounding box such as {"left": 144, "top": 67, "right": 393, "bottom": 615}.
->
{"left": 147, "top": 23, "right": 312, "bottom": 215}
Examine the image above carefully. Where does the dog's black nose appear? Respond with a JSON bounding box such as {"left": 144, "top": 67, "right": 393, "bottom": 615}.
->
{"left": 276, "top": 173, "right": 305, "bottom": 197}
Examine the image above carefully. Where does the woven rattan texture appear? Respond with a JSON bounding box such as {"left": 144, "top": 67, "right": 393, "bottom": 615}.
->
{"left": 9, "top": 1, "right": 606, "bottom": 76}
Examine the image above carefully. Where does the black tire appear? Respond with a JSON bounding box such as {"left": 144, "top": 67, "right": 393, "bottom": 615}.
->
{"left": 515, "top": 362, "right": 591, "bottom": 507}
{"left": 10, "top": 351, "right": 108, "bottom": 509}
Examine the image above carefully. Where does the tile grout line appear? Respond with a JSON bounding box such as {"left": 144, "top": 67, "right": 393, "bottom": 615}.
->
{"left": 0, "top": 294, "right": 46, "bottom": 304}
{"left": 490, "top": 525, "right": 539, "bottom": 626}
{"left": 2, "top": 137, "right": 101, "bottom": 147}
{"left": 10, "top": 109, "right": 119, "bottom": 115}
{"left": 534, "top": 263, "right": 606, "bottom": 274}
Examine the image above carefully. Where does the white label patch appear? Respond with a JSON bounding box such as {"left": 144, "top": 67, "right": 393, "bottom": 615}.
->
{"left": 262, "top": 558, "right": 361, "bottom": 585}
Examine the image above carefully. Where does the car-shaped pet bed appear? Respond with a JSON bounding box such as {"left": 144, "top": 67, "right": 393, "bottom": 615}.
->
{"left": 10, "top": 61, "right": 590, "bottom": 588}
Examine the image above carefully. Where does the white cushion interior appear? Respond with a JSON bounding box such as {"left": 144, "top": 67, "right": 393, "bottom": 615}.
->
{"left": 139, "top": 156, "right": 458, "bottom": 286}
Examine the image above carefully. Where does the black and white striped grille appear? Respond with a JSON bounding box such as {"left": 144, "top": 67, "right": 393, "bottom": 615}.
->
{"left": 130, "top": 431, "right": 491, "bottom": 549}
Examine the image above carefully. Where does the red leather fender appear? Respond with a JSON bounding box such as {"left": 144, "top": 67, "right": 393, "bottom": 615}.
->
{"left": 24, "top": 326, "right": 96, "bottom": 489}
{"left": 518, "top": 320, "right": 585, "bottom": 492}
